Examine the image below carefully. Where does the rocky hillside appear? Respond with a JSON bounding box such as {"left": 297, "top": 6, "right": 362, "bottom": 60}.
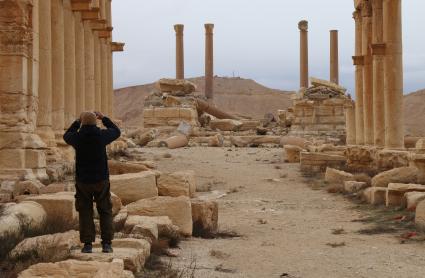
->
{"left": 114, "top": 77, "right": 425, "bottom": 137}
{"left": 114, "top": 77, "right": 295, "bottom": 127}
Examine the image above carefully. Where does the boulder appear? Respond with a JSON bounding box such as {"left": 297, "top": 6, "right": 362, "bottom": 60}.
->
{"left": 191, "top": 199, "right": 218, "bottom": 237}
{"left": 94, "top": 192, "right": 122, "bottom": 217}
{"left": 371, "top": 167, "right": 419, "bottom": 188}
{"left": 10, "top": 230, "right": 80, "bottom": 262}
{"left": 108, "top": 160, "right": 149, "bottom": 175}
{"left": 110, "top": 171, "right": 158, "bottom": 205}
{"left": 343, "top": 181, "right": 368, "bottom": 193}
{"left": 157, "top": 170, "right": 196, "bottom": 198}
{"left": 24, "top": 192, "right": 78, "bottom": 224}
{"left": 386, "top": 183, "right": 425, "bottom": 207}
{"left": 284, "top": 145, "right": 304, "bottom": 163}
{"left": 210, "top": 119, "right": 243, "bottom": 131}
{"left": 127, "top": 196, "right": 192, "bottom": 236}
{"left": 131, "top": 222, "right": 158, "bottom": 241}
{"left": 18, "top": 259, "right": 133, "bottom": 278}
{"left": 156, "top": 78, "right": 196, "bottom": 95}
{"left": 124, "top": 215, "right": 179, "bottom": 239}
{"left": 0, "top": 201, "right": 46, "bottom": 238}
{"left": 70, "top": 238, "right": 150, "bottom": 273}
{"left": 403, "top": 192, "right": 425, "bottom": 211}
{"left": 325, "top": 168, "right": 354, "bottom": 184}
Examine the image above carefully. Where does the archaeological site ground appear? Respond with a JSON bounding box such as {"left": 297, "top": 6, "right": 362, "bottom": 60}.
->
{"left": 1, "top": 0, "right": 425, "bottom": 277}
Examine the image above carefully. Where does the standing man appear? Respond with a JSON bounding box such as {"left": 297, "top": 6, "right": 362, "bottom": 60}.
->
{"left": 64, "top": 111, "right": 121, "bottom": 253}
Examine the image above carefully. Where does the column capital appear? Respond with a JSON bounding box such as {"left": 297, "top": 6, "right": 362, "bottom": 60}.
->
{"left": 174, "top": 24, "right": 184, "bottom": 34}
{"left": 352, "top": 10, "right": 362, "bottom": 21}
{"left": 298, "top": 20, "right": 308, "bottom": 31}
{"left": 205, "top": 23, "right": 214, "bottom": 34}
{"left": 111, "top": 42, "right": 125, "bottom": 52}
{"left": 361, "top": 0, "right": 372, "bottom": 17}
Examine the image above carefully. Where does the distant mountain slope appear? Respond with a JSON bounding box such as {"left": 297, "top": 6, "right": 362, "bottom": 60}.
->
{"left": 114, "top": 76, "right": 295, "bottom": 127}
{"left": 404, "top": 89, "right": 425, "bottom": 137}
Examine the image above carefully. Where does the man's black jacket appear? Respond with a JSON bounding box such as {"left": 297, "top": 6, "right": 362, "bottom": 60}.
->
{"left": 63, "top": 117, "right": 121, "bottom": 184}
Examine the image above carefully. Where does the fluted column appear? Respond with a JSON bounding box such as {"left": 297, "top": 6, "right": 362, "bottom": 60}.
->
{"left": 299, "top": 20, "right": 309, "bottom": 89}
{"left": 106, "top": 0, "right": 114, "bottom": 116}
{"left": 205, "top": 23, "right": 214, "bottom": 101}
{"left": 74, "top": 12, "right": 85, "bottom": 115}
{"left": 174, "top": 24, "right": 184, "bottom": 79}
{"left": 84, "top": 22, "right": 95, "bottom": 111}
{"left": 64, "top": 0, "right": 76, "bottom": 126}
{"left": 353, "top": 10, "right": 364, "bottom": 145}
{"left": 101, "top": 39, "right": 109, "bottom": 113}
{"left": 330, "top": 30, "right": 339, "bottom": 84}
{"left": 383, "top": 0, "right": 404, "bottom": 149}
{"left": 346, "top": 100, "right": 357, "bottom": 145}
{"left": 362, "top": 1, "right": 374, "bottom": 145}
{"left": 371, "top": 0, "right": 385, "bottom": 147}
{"left": 51, "top": 0, "right": 65, "bottom": 134}
{"left": 94, "top": 34, "right": 102, "bottom": 111}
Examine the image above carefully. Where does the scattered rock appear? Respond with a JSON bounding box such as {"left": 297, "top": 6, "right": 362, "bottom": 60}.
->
{"left": 210, "top": 119, "right": 243, "bottom": 132}
{"left": 325, "top": 168, "right": 354, "bottom": 185}
{"left": 371, "top": 167, "right": 419, "bottom": 188}
{"left": 283, "top": 145, "right": 304, "bottom": 163}
{"left": 157, "top": 170, "right": 196, "bottom": 198}
{"left": 108, "top": 160, "right": 149, "bottom": 175}
{"left": 386, "top": 183, "right": 425, "bottom": 207}
{"left": 191, "top": 199, "right": 218, "bottom": 237}
{"left": 110, "top": 171, "right": 158, "bottom": 205}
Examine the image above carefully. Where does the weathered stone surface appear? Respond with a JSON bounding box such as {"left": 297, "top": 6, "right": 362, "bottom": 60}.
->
{"left": 386, "top": 183, "right": 425, "bottom": 207}
{"left": 415, "top": 200, "right": 425, "bottom": 231}
{"left": 18, "top": 259, "right": 132, "bottom": 278}
{"left": 363, "top": 187, "right": 387, "bottom": 205}
{"left": 412, "top": 154, "right": 425, "bottom": 184}
{"left": 124, "top": 215, "right": 178, "bottom": 238}
{"left": 14, "top": 180, "right": 44, "bottom": 196}
{"left": 345, "top": 146, "right": 376, "bottom": 172}
{"left": 110, "top": 171, "right": 158, "bottom": 205}
{"left": 300, "top": 152, "right": 346, "bottom": 175}
{"left": 70, "top": 238, "right": 150, "bottom": 273}
{"left": 157, "top": 170, "right": 196, "bottom": 198}
{"left": 143, "top": 107, "right": 199, "bottom": 128}
{"left": 109, "top": 160, "right": 149, "bottom": 175}
{"left": 127, "top": 196, "right": 192, "bottom": 236}
{"left": 284, "top": 145, "right": 304, "bottom": 163}
{"left": 191, "top": 199, "right": 218, "bottom": 236}
{"left": 24, "top": 192, "right": 78, "bottom": 224}
{"left": 159, "top": 134, "right": 189, "bottom": 149}
{"left": 39, "top": 183, "right": 68, "bottom": 194}
{"left": 280, "top": 136, "right": 310, "bottom": 149}
{"left": 0, "top": 201, "right": 46, "bottom": 237}
{"left": 325, "top": 168, "right": 354, "bottom": 184}
{"left": 310, "top": 77, "right": 347, "bottom": 93}
{"left": 156, "top": 78, "right": 196, "bottom": 95}
{"left": 10, "top": 230, "right": 79, "bottom": 262}
{"left": 416, "top": 139, "right": 425, "bottom": 150}
{"left": 403, "top": 192, "right": 425, "bottom": 211}
{"left": 375, "top": 150, "right": 410, "bottom": 171}
{"left": 208, "top": 134, "right": 224, "bottom": 147}
{"left": 210, "top": 119, "right": 243, "bottom": 131}
{"left": 343, "top": 181, "right": 368, "bottom": 193}
{"left": 371, "top": 167, "right": 419, "bottom": 188}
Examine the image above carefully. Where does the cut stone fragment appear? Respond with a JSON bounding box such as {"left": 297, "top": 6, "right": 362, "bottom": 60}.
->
{"left": 371, "top": 167, "right": 418, "bottom": 188}
{"left": 110, "top": 171, "right": 158, "bottom": 205}
{"left": 157, "top": 170, "right": 196, "bottom": 198}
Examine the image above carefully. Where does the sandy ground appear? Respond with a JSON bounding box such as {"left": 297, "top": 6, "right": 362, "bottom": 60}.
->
{"left": 140, "top": 147, "right": 425, "bottom": 278}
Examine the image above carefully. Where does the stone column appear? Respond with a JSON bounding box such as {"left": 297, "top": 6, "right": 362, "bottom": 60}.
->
{"left": 362, "top": 1, "right": 374, "bottom": 145}
{"left": 94, "top": 35, "right": 102, "bottom": 111}
{"left": 205, "top": 23, "right": 214, "bottom": 101}
{"left": 74, "top": 12, "right": 85, "bottom": 115}
{"left": 51, "top": 0, "right": 66, "bottom": 134}
{"left": 353, "top": 10, "right": 364, "bottom": 145}
{"left": 64, "top": 0, "right": 76, "bottom": 126}
{"left": 330, "top": 30, "right": 339, "bottom": 84}
{"left": 174, "top": 24, "right": 184, "bottom": 79}
{"left": 101, "top": 39, "right": 109, "bottom": 113}
{"left": 345, "top": 100, "right": 357, "bottom": 145}
{"left": 371, "top": 0, "right": 385, "bottom": 147}
{"left": 0, "top": 0, "right": 47, "bottom": 180}
{"left": 84, "top": 22, "right": 95, "bottom": 111}
{"left": 383, "top": 0, "right": 404, "bottom": 149}
{"left": 299, "top": 20, "right": 309, "bottom": 89}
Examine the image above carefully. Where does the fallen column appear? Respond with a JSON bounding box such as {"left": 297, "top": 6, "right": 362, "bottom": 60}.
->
{"left": 195, "top": 99, "right": 238, "bottom": 120}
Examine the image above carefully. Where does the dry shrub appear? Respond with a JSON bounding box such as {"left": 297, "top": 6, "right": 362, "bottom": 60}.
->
{"left": 137, "top": 254, "right": 196, "bottom": 278}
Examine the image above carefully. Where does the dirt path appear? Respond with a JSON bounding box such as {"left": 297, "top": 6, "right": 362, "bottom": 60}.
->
{"left": 142, "top": 147, "right": 425, "bottom": 278}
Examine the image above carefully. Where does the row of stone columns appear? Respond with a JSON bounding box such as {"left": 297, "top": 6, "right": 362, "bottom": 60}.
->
{"left": 351, "top": 0, "right": 404, "bottom": 149}
{"left": 174, "top": 23, "right": 215, "bottom": 102}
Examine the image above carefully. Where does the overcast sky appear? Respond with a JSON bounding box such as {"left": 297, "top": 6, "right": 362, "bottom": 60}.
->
{"left": 112, "top": 0, "right": 425, "bottom": 94}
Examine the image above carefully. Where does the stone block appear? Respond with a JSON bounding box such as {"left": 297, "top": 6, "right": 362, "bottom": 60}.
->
{"left": 369, "top": 187, "right": 387, "bottom": 205}
{"left": 325, "top": 168, "right": 354, "bottom": 184}
{"left": 108, "top": 160, "right": 149, "bottom": 175}
{"left": 191, "top": 199, "right": 218, "bottom": 237}
{"left": 403, "top": 192, "right": 425, "bottom": 211}
{"left": 371, "top": 167, "right": 419, "bottom": 188}
{"left": 386, "top": 183, "right": 425, "bottom": 207}
{"left": 343, "top": 181, "right": 368, "bottom": 193}
{"left": 416, "top": 139, "right": 425, "bottom": 150}
{"left": 280, "top": 136, "right": 310, "bottom": 149}
{"left": 210, "top": 119, "right": 243, "bottom": 131}
{"left": 124, "top": 215, "right": 178, "bottom": 238}
{"left": 375, "top": 150, "right": 410, "bottom": 171}
{"left": 157, "top": 170, "right": 196, "bottom": 198}
{"left": 415, "top": 200, "right": 425, "bottom": 231}
{"left": 156, "top": 78, "right": 196, "bottom": 94}
{"left": 284, "top": 145, "right": 304, "bottom": 163}
{"left": 126, "top": 196, "right": 192, "bottom": 236}
{"left": 110, "top": 171, "right": 158, "bottom": 205}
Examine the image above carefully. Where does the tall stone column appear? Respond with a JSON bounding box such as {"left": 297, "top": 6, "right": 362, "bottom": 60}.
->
{"left": 74, "top": 12, "right": 85, "bottom": 115}
{"left": 174, "top": 24, "right": 184, "bottom": 79}
{"left": 0, "top": 0, "right": 47, "bottom": 180}
{"left": 205, "top": 23, "right": 214, "bottom": 101}
{"left": 330, "top": 30, "right": 339, "bottom": 84}
{"left": 101, "top": 39, "right": 109, "bottom": 113}
{"left": 383, "top": 0, "right": 404, "bottom": 149}
{"left": 362, "top": 1, "right": 374, "bottom": 145}
{"left": 371, "top": 0, "right": 385, "bottom": 147}
{"left": 345, "top": 100, "right": 357, "bottom": 145}
{"left": 84, "top": 22, "right": 95, "bottom": 111}
{"left": 298, "top": 20, "right": 309, "bottom": 89}
{"left": 106, "top": 0, "right": 114, "bottom": 117}
{"left": 352, "top": 10, "right": 364, "bottom": 145}
{"left": 94, "top": 35, "right": 102, "bottom": 111}
{"left": 64, "top": 0, "right": 76, "bottom": 126}
{"left": 51, "top": 0, "right": 65, "bottom": 134}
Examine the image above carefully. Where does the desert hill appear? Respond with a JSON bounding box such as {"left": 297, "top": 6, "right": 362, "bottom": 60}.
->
{"left": 114, "top": 77, "right": 425, "bottom": 137}
{"left": 114, "top": 76, "right": 295, "bottom": 127}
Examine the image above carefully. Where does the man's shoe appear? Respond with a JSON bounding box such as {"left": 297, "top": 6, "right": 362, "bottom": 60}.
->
{"left": 102, "top": 243, "right": 113, "bottom": 253}
{"left": 81, "top": 243, "right": 92, "bottom": 253}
